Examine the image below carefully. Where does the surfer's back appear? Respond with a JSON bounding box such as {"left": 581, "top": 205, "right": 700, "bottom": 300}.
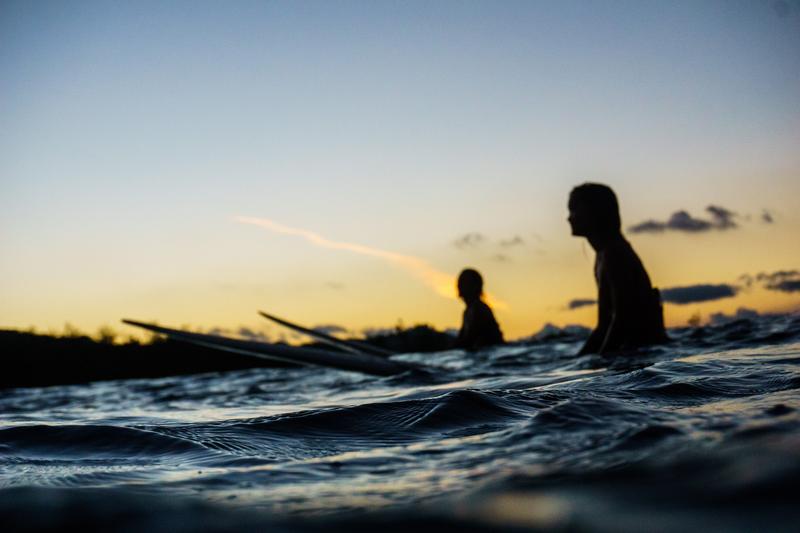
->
{"left": 597, "top": 237, "right": 667, "bottom": 350}
{"left": 454, "top": 268, "right": 505, "bottom": 350}
{"left": 455, "top": 300, "right": 504, "bottom": 350}
{"left": 568, "top": 183, "right": 668, "bottom": 355}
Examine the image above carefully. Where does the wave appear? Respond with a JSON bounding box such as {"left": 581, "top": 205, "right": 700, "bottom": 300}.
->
{"left": 0, "top": 424, "right": 207, "bottom": 461}
{"left": 0, "top": 314, "right": 799, "bottom": 526}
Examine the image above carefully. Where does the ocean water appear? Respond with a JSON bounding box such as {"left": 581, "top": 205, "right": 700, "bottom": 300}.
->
{"left": 2, "top": 313, "right": 800, "bottom": 531}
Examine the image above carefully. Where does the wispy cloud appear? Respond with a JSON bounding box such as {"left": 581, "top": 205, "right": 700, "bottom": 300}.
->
{"left": 453, "top": 232, "right": 485, "bottom": 249}
{"left": 660, "top": 284, "right": 739, "bottom": 304}
{"left": 499, "top": 236, "right": 524, "bottom": 247}
{"left": 706, "top": 205, "right": 737, "bottom": 229}
{"left": 236, "top": 216, "right": 507, "bottom": 308}
{"left": 740, "top": 269, "right": 800, "bottom": 293}
{"left": 568, "top": 268, "right": 799, "bottom": 312}
{"left": 566, "top": 282, "right": 739, "bottom": 310}
{"left": 756, "top": 270, "right": 800, "bottom": 293}
{"left": 566, "top": 298, "right": 597, "bottom": 310}
{"left": 629, "top": 205, "right": 740, "bottom": 234}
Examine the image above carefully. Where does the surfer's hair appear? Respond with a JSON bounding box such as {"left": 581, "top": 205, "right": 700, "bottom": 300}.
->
{"left": 458, "top": 268, "right": 484, "bottom": 297}
{"left": 569, "top": 183, "right": 622, "bottom": 235}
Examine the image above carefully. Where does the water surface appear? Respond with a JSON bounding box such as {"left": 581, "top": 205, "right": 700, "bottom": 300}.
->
{"left": 2, "top": 314, "right": 799, "bottom": 531}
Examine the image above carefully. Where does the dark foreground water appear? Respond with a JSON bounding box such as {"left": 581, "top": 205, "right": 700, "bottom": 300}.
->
{"left": 2, "top": 313, "right": 800, "bottom": 532}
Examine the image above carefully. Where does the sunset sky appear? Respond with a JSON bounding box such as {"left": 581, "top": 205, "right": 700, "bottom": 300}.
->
{"left": 2, "top": 1, "right": 799, "bottom": 341}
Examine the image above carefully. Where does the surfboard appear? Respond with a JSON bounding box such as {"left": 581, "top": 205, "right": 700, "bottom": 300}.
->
{"left": 121, "top": 319, "right": 417, "bottom": 377}
{"left": 258, "top": 310, "right": 395, "bottom": 357}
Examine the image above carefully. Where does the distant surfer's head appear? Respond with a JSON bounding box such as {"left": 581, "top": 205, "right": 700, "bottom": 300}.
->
{"left": 457, "top": 268, "right": 484, "bottom": 302}
{"left": 568, "top": 183, "right": 621, "bottom": 237}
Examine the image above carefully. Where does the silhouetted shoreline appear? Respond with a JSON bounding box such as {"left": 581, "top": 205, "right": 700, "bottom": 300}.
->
{"left": 1, "top": 329, "right": 279, "bottom": 389}
{"left": 0, "top": 325, "right": 460, "bottom": 389}
{"left": 0, "top": 322, "right": 596, "bottom": 389}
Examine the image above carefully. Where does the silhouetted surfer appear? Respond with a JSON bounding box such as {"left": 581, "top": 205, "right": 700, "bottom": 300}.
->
{"left": 453, "top": 268, "right": 504, "bottom": 350}
{"left": 568, "top": 183, "right": 668, "bottom": 355}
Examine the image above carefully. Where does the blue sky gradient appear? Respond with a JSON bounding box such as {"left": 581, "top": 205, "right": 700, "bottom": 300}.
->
{"left": 2, "top": 1, "right": 799, "bottom": 336}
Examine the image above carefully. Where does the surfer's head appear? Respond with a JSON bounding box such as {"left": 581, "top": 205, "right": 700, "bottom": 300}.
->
{"left": 568, "top": 183, "right": 621, "bottom": 238}
{"left": 457, "top": 268, "right": 484, "bottom": 303}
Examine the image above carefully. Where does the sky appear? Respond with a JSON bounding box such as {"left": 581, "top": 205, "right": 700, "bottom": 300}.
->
{"left": 1, "top": 0, "right": 799, "bottom": 341}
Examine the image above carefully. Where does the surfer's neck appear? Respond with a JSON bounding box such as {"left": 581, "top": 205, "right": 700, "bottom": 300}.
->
{"left": 462, "top": 296, "right": 481, "bottom": 306}
{"left": 587, "top": 232, "right": 623, "bottom": 252}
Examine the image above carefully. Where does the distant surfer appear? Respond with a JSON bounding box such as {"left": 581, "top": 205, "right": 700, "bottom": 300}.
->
{"left": 568, "top": 183, "right": 668, "bottom": 355}
{"left": 453, "top": 268, "right": 504, "bottom": 350}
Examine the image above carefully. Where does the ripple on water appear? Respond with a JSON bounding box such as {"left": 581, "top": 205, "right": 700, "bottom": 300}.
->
{"left": 0, "top": 316, "right": 798, "bottom": 522}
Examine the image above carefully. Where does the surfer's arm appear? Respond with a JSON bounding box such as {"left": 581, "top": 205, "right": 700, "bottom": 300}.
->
{"left": 578, "top": 259, "right": 614, "bottom": 355}
{"left": 453, "top": 308, "right": 474, "bottom": 349}
{"left": 598, "top": 254, "right": 634, "bottom": 354}
{"left": 599, "top": 315, "right": 621, "bottom": 355}
{"left": 578, "top": 296, "right": 609, "bottom": 355}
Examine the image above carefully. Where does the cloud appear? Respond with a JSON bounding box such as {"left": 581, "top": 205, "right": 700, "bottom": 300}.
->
{"left": 629, "top": 205, "right": 740, "bottom": 234}
{"left": 628, "top": 220, "right": 668, "bottom": 233}
{"left": 761, "top": 210, "right": 775, "bottom": 224}
{"left": 237, "top": 216, "right": 456, "bottom": 300}
{"left": 492, "top": 253, "right": 511, "bottom": 263}
{"left": 453, "top": 232, "right": 485, "bottom": 249}
{"left": 567, "top": 269, "right": 798, "bottom": 313}
{"left": 455, "top": 233, "right": 527, "bottom": 250}
{"left": 628, "top": 211, "right": 708, "bottom": 233}
{"left": 667, "top": 210, "right": 716, "bottom": 232}
{"left": 756, "top": 270, "right": 800, "bottom": 293}
{"left": 567, "top": 298, "right": 597, "bottom": 310}
{"left": 312, "top": 324, "right": 349, "bottom": 336}
{"left": 499, "top": 236, "right": 524, "bottom": 247}
{"left": 570, "top": 281, "right": 746, "bottom": 308}
{"left": 325, "top": 281, "right": 345, "bottom": 290}
{"left": 660, "top": 284, "right": 739, "bottom": 304}
{"left": 771, "top": 280, "right": 800, "bottom": 293}
{"left": 236, "top": 216, "right": 507, "bottom": 309}
{"left": 706, "top": 205, "right": 737, "bottom": 229}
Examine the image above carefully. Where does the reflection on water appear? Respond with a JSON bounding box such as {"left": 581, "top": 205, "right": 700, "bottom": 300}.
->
{"left": 1, "top": 313, "right": 799, "bottom": 530}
